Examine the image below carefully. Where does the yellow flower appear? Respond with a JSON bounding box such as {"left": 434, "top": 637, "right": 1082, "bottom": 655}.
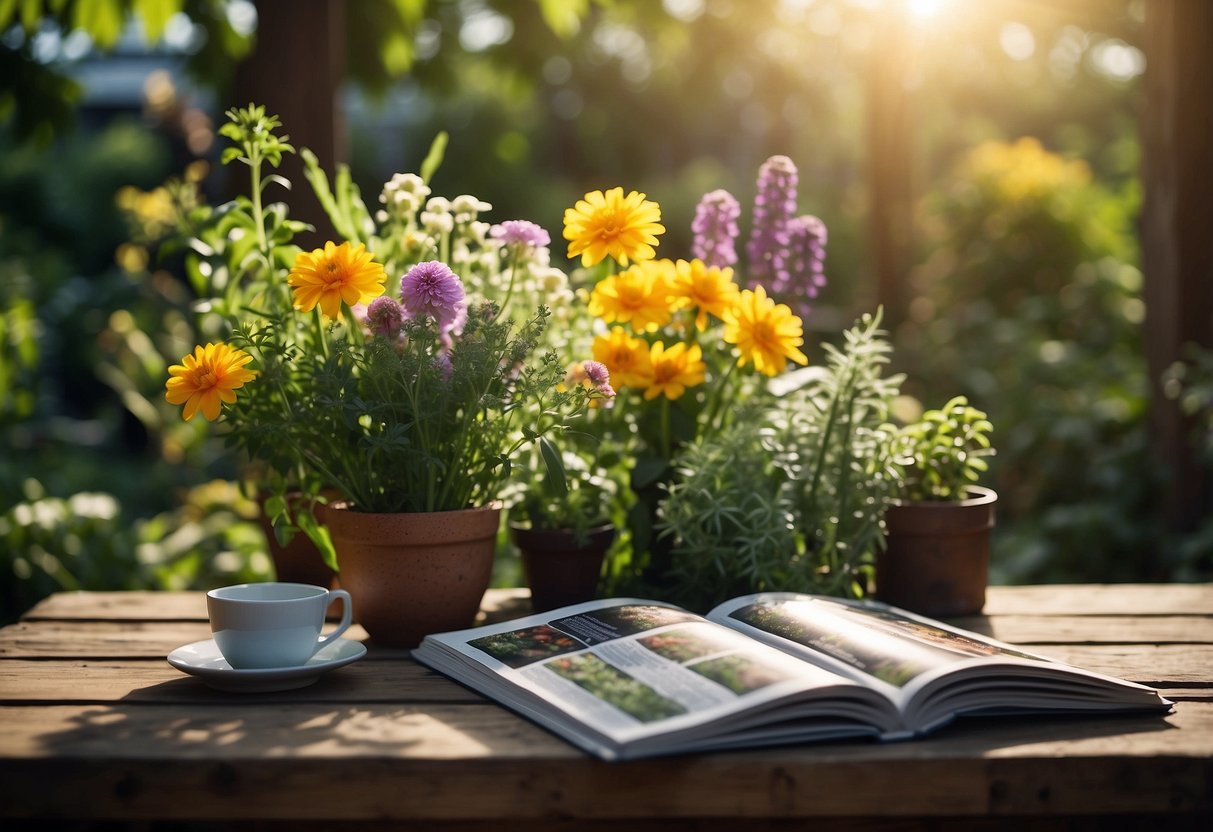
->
{"left": 288, "top": 241, "right": 386, "bottom": 320}
{"left": 592, "top": 327, "right": 653, "bottom": 389}
{"left": 643, "top": 341, "right": 706, "bottom": 401}
{"left": 165, "top": 343, "right": 257, "bottom": 422}
{"left": 563, "top": 187, "right": 665, "bottom": 267}
{"left": 722, "top": 285, "right": 809, "bottom": 376}
{"left": 669, "top": 258, "right": 739, "bottom": 330}
{"left": 588, "top": 260, "right": 674, "bottom": 332}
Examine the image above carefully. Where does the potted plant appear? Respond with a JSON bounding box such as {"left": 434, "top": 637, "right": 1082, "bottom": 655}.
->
{"left": 162, "top": 106, "right": 610, "bottom": 646}
{"left": 657, "top": 310, "right": 905, "bottom": 611}
{"left": 876, "top": 396, "right": 997, "bottom": 617}
{"left": 505, "top": 415, "right": 620, "bottom": 612}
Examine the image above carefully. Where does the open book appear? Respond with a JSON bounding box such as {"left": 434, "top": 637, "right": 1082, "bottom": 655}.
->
{"left": 412, "top": 593, "right": 1172, "bottom": 761}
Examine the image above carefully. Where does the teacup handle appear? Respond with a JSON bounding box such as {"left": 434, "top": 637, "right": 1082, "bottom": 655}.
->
{"left": 315, "top": 589, "right": 353, "bottom": 652}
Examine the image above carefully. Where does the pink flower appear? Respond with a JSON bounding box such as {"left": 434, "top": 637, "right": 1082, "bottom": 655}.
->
{"left": 400, "top": 261, "right": 466, "bottom": 329}
{"left": 366, "top": 296, "right": 406, "bottom": 339}
{"left": 582, "top": 360, "right": 610, "bottom": 387}
{"left": 490, "top": 220, "right": 551, "bottom": 250}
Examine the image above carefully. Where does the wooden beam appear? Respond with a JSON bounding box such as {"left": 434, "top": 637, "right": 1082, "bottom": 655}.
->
{"left": 866, "top": 6, "right": 916, "bottom": 330}
{"left": 1141, "top": 0, "right": 1213, "bottom": 535}
{"left": 231, "top": 0, "right": 347, "bottom": 246}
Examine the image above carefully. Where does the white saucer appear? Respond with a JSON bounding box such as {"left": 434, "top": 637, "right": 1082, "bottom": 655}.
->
{"left": 167, "top": 637, "right": 367, "bottom": 692}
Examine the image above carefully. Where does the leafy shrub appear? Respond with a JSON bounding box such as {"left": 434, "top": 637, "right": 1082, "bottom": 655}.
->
{"left": 657, "top": 311, "right": 903, "bottom": 610}
{"left": 902, "top": 138, "right": 1155, "bottom": 582}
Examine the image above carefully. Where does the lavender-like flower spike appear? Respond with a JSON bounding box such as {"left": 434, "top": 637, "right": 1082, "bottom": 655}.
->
{"left": 691, "top": 189, "right": 741, "bottom": 269}
{"left": 400, "top": 261, "right": 467, "bottom": 330}
{"left": 746, "top": 155, "right": 799, "bottom": 287}
{"left": 781, "top": 214, "right": 829, "bottom": 321}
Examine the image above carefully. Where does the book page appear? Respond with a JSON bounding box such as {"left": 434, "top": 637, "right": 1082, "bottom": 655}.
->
{"left": 709, "top": 593, "right": 1049, "bottom": 698}
{"left": 415, "top": 597, "right": 895, "bottom": 756}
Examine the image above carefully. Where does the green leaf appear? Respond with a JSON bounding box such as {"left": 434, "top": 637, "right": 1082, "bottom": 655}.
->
{"left": 538, "top": 437, "right": 568, "bottom": 497}
{"left": 296, "top": 509, "right": 338, "bottom": 572}
{"left": 73, "top": 0, "right": 124, "bottom": 49}
{"left": 631, "top": 456, "right": 669, "bottom": 490}
{"left": 419, "top": 132, "right": 448, "bottom": 185}
{"left": 134, "top": 0, "right": 183, "bottom": 43}
{"left": 537, "top": 0, "right": 590, "bottom": 38}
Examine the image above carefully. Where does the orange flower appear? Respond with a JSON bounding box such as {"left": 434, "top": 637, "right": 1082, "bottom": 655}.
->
{"left": 563, "top": 187, "right": 665, "bottom": 267}
{"left": 643, "top": 341, "right": 706, "bottom": 401}
{"left": 591, "top": 327, "right": 653, "bottom": 390}
{"left": 722, "top": 285, "right": 809, "bottom": 376}
{"left": 165, "top": 343, "right": 256, "bottom": 422}
{"left": 588, "top": 259, "right": 674, "bottom": 333}
{"left": 288, "top": 241, "right": 386, "bottom": 319}
{"left": 669, "top": 258, "right": 739, "bottom": 330}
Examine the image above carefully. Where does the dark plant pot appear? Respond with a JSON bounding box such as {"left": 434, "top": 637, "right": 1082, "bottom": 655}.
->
{"left": 876, "top": 486, "right": 996, "bottom": 618}
{"left": 509, "top": 522, "right": 615, "bottom": 613}
{"left": 257, "top": 492, "right": 337, "bottom": 589}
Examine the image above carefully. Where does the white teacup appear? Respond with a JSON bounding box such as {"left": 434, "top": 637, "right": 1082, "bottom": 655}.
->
{"left": 207, "top": 582, "right": 353, "bottom": 669}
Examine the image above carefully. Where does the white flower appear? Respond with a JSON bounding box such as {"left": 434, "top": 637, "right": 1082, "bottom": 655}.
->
{"left": 421, "top": 211, "right": 454, "bottom": 235}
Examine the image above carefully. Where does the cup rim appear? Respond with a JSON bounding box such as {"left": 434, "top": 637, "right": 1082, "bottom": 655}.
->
{"left": 208, "top": 582, "right": 329, "bottom": 603}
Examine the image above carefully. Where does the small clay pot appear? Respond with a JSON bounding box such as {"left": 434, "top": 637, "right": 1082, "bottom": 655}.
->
{"left": 876, "top": 486, "right": 996, "bottom": 618}
{"left": 509, "top": 522, "right": 615, "bottom": 612}
{"left": 325, "top": 502, "right": 500, "bottom": 648}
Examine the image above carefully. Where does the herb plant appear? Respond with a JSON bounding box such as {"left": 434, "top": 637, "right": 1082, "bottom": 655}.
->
{"left": 657, "top": 310, "right": 904, "bottom": 610}
{"left": 897, "top": 396, "right": 995, "bottom": 502}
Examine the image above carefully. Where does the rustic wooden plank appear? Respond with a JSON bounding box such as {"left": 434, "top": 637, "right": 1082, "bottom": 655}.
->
{"left": 21, "top": 588, "right": 534, "bottom": 624}
{"left": 0, "top": 621, "right": 403, "bottom": 659}
{"left": 7, "top": 613, "right": 1209, "bottom": 664}
{"left": 981, "top": 583, "right": 1213, "bottom": 616}
{"left": 1020, "top": 644, "right": 1213, "bottom": 687}
{"left": 0, "top": 659, "right": 485, "bottom": 704}
{"left": 0, "top": 703, "right": 1206, "bottom": 820}
{"left": 948, "top": 614, "right": 1213, "bottom": 645}
{"left": 24, "top": 585, "right": 1213, "bottom": 624}
{"left": 2, "top": 644, "right": 1207, "bottom": 705}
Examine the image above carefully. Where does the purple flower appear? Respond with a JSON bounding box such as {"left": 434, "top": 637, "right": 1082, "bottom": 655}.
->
{"left": 691, "top": 189, "right": 741, "bottom": 269}
{"left": 432, "top": 351, "right": 454, "bottom": 382}
{"left": 582, "top": 360, "right": 610, "bottom": 387}
{"left": 490, "top": 220, "right": 551, "bottom": 250}
{"left": 366, "top": 296, "right": 406, "bottom": 339}
{"left": 782, "top": 215, "right": 828, "bottom": 319}
{"left": 400, "top": 261, "right": 466, "bottom": 329}
{"left": 746, "top": 156, "right": 799, "bottom": 287}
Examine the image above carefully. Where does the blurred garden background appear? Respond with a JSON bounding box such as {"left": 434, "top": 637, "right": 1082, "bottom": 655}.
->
{"left": 2, "top": 0, "right": 1210, "bottom": 623}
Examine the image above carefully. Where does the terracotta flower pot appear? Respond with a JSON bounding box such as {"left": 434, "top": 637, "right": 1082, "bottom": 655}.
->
{"left": 509, "top": 522, "right": 615, "bottom": 613}
{"left": 325, "top": 502, "right": 500, "bottom": 647}
{"left": 876, "top": 486, "right": 996, "bottom": 618}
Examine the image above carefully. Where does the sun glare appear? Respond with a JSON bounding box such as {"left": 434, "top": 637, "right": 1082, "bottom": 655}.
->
{"left": 906, "top": 0, "right": 949, "bottom": 20}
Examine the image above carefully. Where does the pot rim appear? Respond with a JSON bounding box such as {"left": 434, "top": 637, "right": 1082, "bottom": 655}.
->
{"left": 890, "top": 485, "right": 997, "bottom": 509}
{"left": 507, "top": 519, "right": 615, "bottom": 535}
{"left": 327, "top": 500, "right": 504, "bottom": 517}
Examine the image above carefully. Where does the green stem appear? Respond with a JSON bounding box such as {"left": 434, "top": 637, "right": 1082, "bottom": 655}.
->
{"left": 661, "top": 397, "right": 671, "bottom": 460}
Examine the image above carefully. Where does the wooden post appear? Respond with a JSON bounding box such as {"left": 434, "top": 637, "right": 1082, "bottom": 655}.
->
{"left": 231, "top": 0, "right": 347, "bottom": 246}
{"left": 1141, "top": 0, "right": 1213, "bottom": 534}
{"left": 866, "top": 6, "right": 915, "bottom": 331}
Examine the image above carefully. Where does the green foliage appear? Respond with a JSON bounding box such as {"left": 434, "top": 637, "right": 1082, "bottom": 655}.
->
{"left": 177, "top": 107, "right": 602, "bottom": 520}
{"left": 903, "top": 138, "right": 1155, "bottom": 582}
{"left": 657, "top": 310, "right": 904, "bottom": 611}
{"left": 897, "top": 396, "right": 994, "bottom": 502}
{"left": 503, "top": 431, "right": 620, "bottom": 543}
{"left": 0, "top": 479, "right": 269, "bottom": 625}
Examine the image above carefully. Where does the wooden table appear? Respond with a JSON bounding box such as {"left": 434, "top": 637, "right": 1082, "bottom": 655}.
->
{"left": 1, "top": 585, "right": 1210, "bottom": 831}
